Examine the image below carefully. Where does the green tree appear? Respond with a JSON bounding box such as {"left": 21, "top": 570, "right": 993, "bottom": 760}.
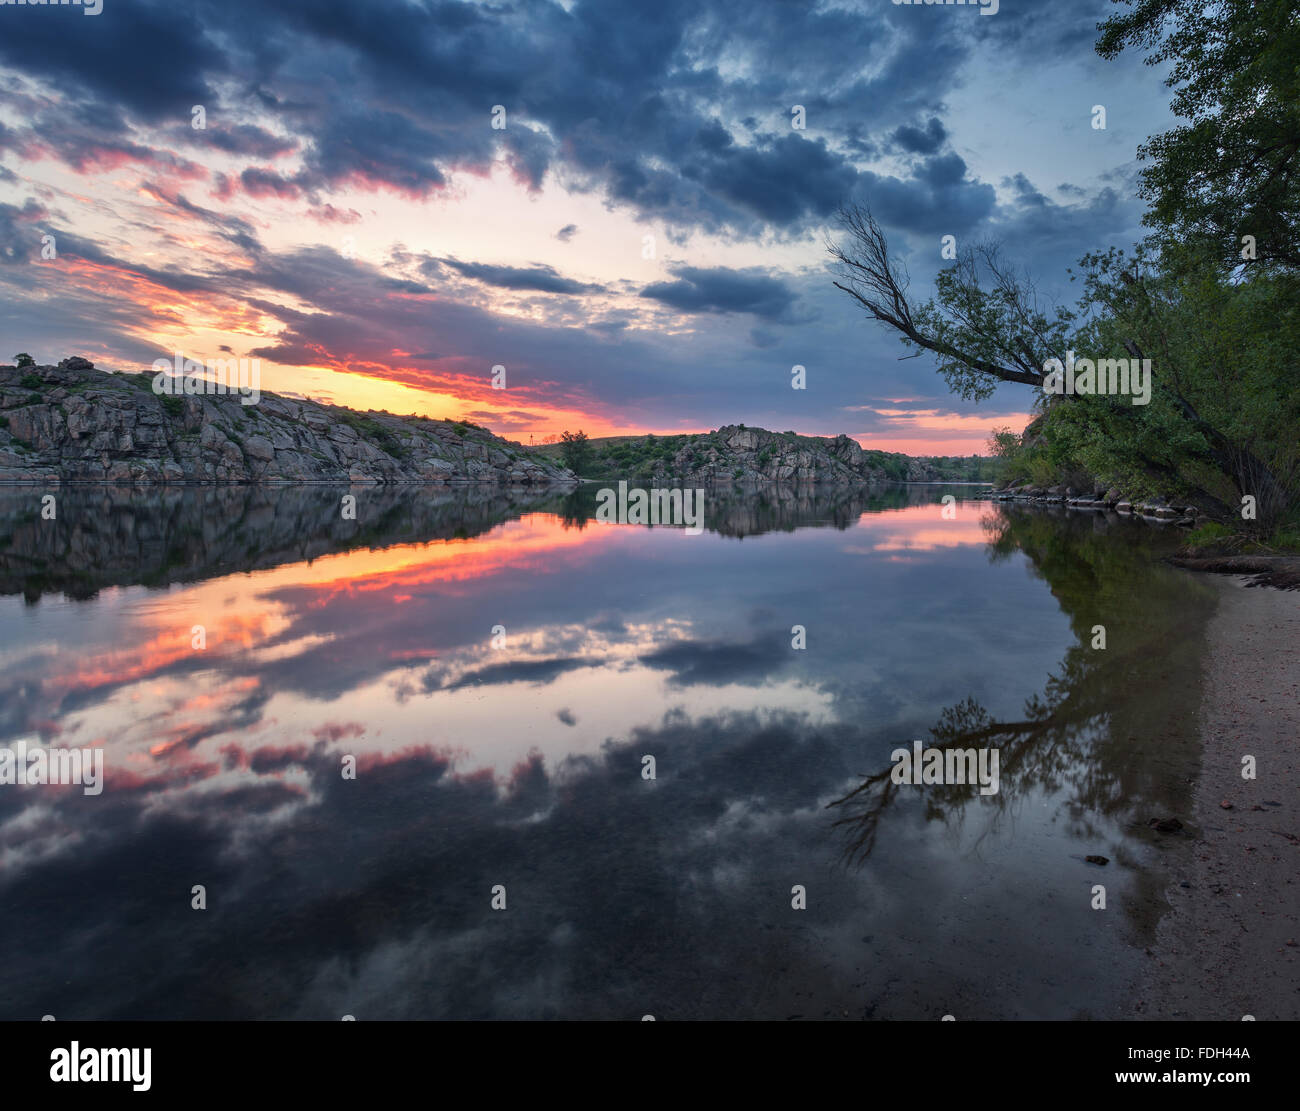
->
{"left": 828, "top": 4, "right": 1300, "bottom": 537}
{"left": 14, "top": 353, "right": 35, "bottom": 368}
{"left": 1064, "top": 244, "right": 1300, "bottom": 529}
{"left": 1097, "top": 0, "right": 1300, "bottom": 270}
{"left": 559, "top": 429, "right": 592, "bottom": 475}
{"left": 829, "top": 207, "right": 1300, "bottom": 531}
{"left": 987, "top": 427, "right": 1021, "bottom": 460}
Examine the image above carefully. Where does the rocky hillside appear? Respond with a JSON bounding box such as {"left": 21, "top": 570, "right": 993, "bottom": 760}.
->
{"left": 0, "top": 358, "right": 576, "bottom": 485}
{"left": 532, "top": 424, "right": 945, "bottom": 484}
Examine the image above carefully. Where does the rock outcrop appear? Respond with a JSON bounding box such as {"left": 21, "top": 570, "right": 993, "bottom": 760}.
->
{"left": 544, "top": 424, "right": 945, "bottom": 485}
{"left": 0, "top": 359, "right": 577, "bottom": 485}
{"left": 677, "top": 425, "right": 945, "bottom": 484}
{"left": 979, "top": 479, "right": 1201, "bottom": 525}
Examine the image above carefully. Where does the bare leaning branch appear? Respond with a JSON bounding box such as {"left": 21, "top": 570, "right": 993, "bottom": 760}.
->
{"left": 825, "top": 204, "right": 1048, "bottom": 390}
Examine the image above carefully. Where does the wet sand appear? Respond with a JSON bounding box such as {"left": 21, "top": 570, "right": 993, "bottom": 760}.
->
{"left": 1142, "top": 575, "right": 1300, "bottom": 1019}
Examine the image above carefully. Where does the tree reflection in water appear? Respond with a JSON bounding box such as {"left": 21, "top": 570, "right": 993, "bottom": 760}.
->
{"left": 829, "top": 505, "right": 1217, "bottom": 885}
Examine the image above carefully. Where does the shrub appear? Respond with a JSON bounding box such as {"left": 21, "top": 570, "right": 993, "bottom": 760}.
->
{"left": 1268, "top": 527, "right": 1300, "bottom": 553}
{"left": 19, "top": 373, "right": 42, "bottom": 390}
{"left": 559, "top": 429, "right": 592, "bottom": 473}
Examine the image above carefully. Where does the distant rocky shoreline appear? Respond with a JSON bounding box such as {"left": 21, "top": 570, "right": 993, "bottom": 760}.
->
{"left": 1, "top": 358, "right": 990, "bottom": 490}
{"left": 0, "top": 358, "right": 577, "bottom": 486}
{"left": 538, "top": 424, "right": 954, "bottom": 486}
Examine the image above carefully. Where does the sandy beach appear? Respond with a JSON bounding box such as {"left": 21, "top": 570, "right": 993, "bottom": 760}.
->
{"left": 1143, "top": 575, "right": 1300, "bottom": 1020}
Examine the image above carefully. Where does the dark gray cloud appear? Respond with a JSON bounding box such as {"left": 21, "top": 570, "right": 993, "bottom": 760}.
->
{"left": 174, "top": 123, "right": 298, "bottom": 160}
{"left": 859, "top": 152, "right": 998, "bottom": 237}
{"left": 891, "top": 117, "right": 947, "bottom": 155}
{"left": 640, "top": 266, "right": 814, "bottom": 325}
{"left": 0, "top": 1, "right": 224, "bottom": 122}
{"left": 0, "top": 0, "right": 1161, "bottom": 434}
{"left": 688, "top": 133, "right": 861, "bottom": 227}
{"left": 0, "top": 0, "right": 1123, "bottom": 239}
{"left": 0, "top": 199, "right": 49, "bottom": 265}
{"left": 433, "top": 258, "right": 603, "bottom": 295}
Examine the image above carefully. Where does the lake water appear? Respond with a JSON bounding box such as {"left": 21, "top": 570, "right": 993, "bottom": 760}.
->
{"left": 0, "top": 483, "right": 1216, "bottom": 1019}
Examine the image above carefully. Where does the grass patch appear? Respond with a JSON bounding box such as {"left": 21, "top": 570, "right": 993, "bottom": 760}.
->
{"left": 1265, "top": 528, "right": 1300, "bottom": 554}
{"left": 1183, "top": 521, "right": 1236, "bottom": 550}
{"left": 340, "top": 411, "right": 409, "bottom": 458}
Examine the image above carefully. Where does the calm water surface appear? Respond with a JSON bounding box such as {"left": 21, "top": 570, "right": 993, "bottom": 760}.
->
{"left": 0, "top": 484, "right": 1214, "bottom": 1019}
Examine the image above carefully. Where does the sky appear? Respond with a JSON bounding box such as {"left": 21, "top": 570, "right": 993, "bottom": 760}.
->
{"left": 0, "top": 0, "right": 1173, "bottom": 454}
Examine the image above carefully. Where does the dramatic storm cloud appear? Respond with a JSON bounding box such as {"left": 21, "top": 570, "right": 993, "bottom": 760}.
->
{"left": 0, "top": 0, "right": 1172, "bottom": 451}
